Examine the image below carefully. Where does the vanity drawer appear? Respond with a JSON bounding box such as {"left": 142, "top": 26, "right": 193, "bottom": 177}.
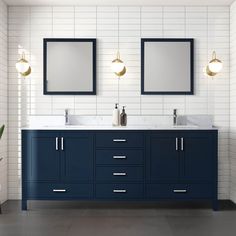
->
{"left": 146, "top": 184, "right": 212, "bottom": 199}
{"left": 26, "top": 183, "right": 93, "bottom": 199}
{"left": 96, "top": 149, "right": 143, "bottom": 165}
{"left": 96, "top": 166, "right": 144, "bottom": 182}
{"left": 96, "top": 184, "right": 144, "bottom": 199}
{"left": 96, "top": 132, "right": 144, "bottom": 148}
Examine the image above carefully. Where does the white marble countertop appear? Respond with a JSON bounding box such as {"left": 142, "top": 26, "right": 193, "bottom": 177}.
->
{"left": 21, "top": 115, "right": 217, "bottom": 130}
{"left": 21, "top": 125, "right": 217, "bottom": 130}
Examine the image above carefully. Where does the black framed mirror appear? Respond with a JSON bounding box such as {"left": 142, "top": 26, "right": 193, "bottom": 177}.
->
{"left": 43, "top": 38, "right": 96, "bottom": 95}
{"left": 141, "top": 38, "right": 194, "bottom": 95}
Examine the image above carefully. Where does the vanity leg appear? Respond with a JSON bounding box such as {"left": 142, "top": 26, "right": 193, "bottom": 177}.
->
{"left": 22, "top": 200, "right": 27, "bottom": 211}
{"left": 212, "top": 199, "right": 218, "bottom": 211}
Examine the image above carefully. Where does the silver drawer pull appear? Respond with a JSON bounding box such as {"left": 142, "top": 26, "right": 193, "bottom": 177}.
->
{"left": 53, "top": 189, "right": 66, "bottom": 192}
{"left": 61, "top": 137, "right": 64, "bottom": 151}
{"left": 176, "top": 137, "right": 178, "bottom": 151}
{"left": 113, "top": 156, "right": 127, "bottom": 159}
{"left": 55, "top": 137, "right": 59, "bottom": 150}
{"left": 113, "top": 172, "right": 127, "bottom": 176}
{"left": 113, "top": 139, "right": 127, "bottom": 142}
{"left": 173, "top": 189, "right": 187, "bottom": 193}
{"left": 113, "top": 189, "right": 127, "bottom": 193}
{"left": 181, "top": 137, "right": 184, "bottom": 151}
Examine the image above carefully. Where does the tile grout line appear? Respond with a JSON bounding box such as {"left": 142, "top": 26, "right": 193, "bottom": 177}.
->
{"left": 184, "top": 6, "right": 187, "bottom": 115}
{"left": 96, "top": 5, "right": 98, "bottom": 116}
{"left": 74, "top": 5, "right": 76, "bottom": 115}
{"left": 140, "top": 6, "right": 142, "bottom": 116}
{"left": 51, "top": 6, "right": 53, "bottom": 115}
{"left": 162, "top": 6, "right": 164, "bottom": 115}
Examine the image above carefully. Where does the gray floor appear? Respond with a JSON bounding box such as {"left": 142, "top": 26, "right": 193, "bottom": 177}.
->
{"left": 0, "top": 201, "right": 236, "bottom": 236}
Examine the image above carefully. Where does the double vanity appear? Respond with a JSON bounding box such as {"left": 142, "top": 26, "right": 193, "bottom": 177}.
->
{"left": 19, "top": 37, "right": 217, "bottom": 210}
{"left": 21, "top": 122, "right": 218, "bottom": 210}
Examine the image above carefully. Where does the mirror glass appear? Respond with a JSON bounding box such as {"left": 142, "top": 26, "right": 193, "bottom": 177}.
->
{"left": 44, "top": 38, "right": 96, "bottom": 95}
{"left": 141, "top": 38, "right": 194, "bottom": 95}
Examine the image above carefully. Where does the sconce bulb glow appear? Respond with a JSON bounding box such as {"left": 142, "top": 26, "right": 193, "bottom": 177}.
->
{"left": 208, "top": 59, "right": 223, "bottom": 73}
{"left": 16, "top": 59, "right": 30, "bottom": 73}
{"left": 111, "top": 59, "right": 125, "bottom": 74}
{"left": 16, "top": 53, "right": 31, "bottom": 77}
{"left": 206, "top": 51, "right": 223, "bottom": 76}
{"left": 111, "top": 51, "right": 126, "bottom": 77}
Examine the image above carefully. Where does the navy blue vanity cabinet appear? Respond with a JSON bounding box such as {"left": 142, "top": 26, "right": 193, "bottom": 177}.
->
{"left": 22, "top": 130, "right": 94, "bottom": 210}
{"left": 22, "top": 129, "right": 218, "bottom": 210}
{"left": 146, "top": 130, "right": 218, "bottom": 210}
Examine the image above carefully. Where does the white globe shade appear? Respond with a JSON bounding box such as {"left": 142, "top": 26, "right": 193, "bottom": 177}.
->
{"left": 111, "top": 59, "right": 125, "bottom": 74}
{"left": 16, "top": 59, "right": 30, "bottom": 73}
{"left": 208, "top": 59, "right": 223, "bottom": 73}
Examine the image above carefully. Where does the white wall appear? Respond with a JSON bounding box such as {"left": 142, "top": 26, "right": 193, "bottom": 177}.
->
{"left": 0, "top": 0, "right": 8, "bottom": 204}
{"left": 230, "top": 1, "right": 236, "bottom": 203}
{"left": 8, "top": 5, "right": 230, "bottom": 200}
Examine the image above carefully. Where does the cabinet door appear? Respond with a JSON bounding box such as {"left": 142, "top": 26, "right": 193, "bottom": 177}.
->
{"left": 61, "top": 132, "right": 94, "bottom": 183}
{"left": 180, "top": 131, "right": 216, "bottom": 183}
{"left": 146, "top": 132, "right": 180, "bottom": 182}
{"left": 28, "top": 131, "right": 61, "bottom": 182}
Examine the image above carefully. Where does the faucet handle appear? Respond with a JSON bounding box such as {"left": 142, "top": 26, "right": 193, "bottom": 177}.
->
{"left": 173, "top": 109, "right": 178, "bottom": 126}
{"left": 64, "top": 109, "right": 69, "bottom": 125}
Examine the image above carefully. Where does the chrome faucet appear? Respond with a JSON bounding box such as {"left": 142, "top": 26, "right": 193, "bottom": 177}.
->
{"left": 173, "top": 109, "right": 177, "bottom": 126}
{"left": 64, "top": 109, "right": 69, "bottom": 125}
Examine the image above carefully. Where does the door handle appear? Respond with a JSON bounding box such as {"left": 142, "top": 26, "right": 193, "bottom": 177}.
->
{"left": 53, "top": 189, "right": 66, "bottom": 192}
{"left": 113, "top": 173, "right": 127, "bottom": 176}
{"left": 181, "top": 137, "right": 184, "bottom": 151}
{"left": 176, "top": 138, "right": 178, "bottom": 151}
{"left": 55, "top": 137, "right": 59, "bottom": 150}
{"left": 113, "top": 139, "right": 127, "bottom": 142}
{"left": 113, "top": 156, "right": 127, "bottom": 159}
{"left": 113, "top": 189, "right": 127, "bottom": 193}
{"left": 61, "top": 137, "right": 64, "bottom": 151}
{"left": 173, "top": 189, "right": 187, "bottom": 193}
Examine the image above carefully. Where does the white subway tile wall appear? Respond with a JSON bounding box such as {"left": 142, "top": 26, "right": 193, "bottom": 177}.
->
{"left": 8, "top": 6, "right": 230, "bottom": 200}
{"left": 230, "top": 2, "right": 236, "bottom": 203}
{"left": 0, "top": 0, "right": 8, "bottom": 204}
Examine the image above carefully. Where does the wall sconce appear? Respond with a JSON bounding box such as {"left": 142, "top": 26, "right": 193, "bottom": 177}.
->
{"left": 111, "top": 51, "right": 126, "bottom": 77}
{"left": 206, "top": 51, "right": 223, "bottom": 76}
{"left": 16, "top": 52, "right": 31, "bottom": 77}
{"left": 111, "top": 7, "right": 126, "bottom": 78}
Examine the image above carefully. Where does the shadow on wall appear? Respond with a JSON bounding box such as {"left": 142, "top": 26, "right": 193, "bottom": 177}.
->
{"left": 0, "top": 124, "right": 5, "bottom": 162}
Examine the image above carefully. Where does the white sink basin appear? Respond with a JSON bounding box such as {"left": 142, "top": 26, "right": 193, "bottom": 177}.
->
{"left": 171, "top": 125, "right": 198, "bottom": 129}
